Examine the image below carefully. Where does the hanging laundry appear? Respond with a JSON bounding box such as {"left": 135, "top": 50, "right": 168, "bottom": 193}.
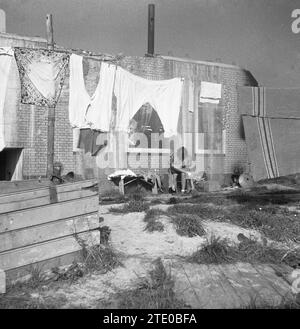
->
{"left": 72, "top": 128, "right": 81, "bottom": 152}
{"left": 238, "top": 86, "right": 300, "bottom": 181}
{"left": 113, "top": 67, "right": 183, "bottom": 137}
{"left": 69, "top": 54, "right": 116, "bottom": 130}
{"left": 0, "top": 47, "right": 14, "bottom": 152}
{"left": 78, "top": 128, "right": 108, "bottom": 156}
{"left": 200, "top": 81, "right": 222, "bottom": 104}
{"left": 14, "top": 47, "right": 69, "bottom": 107}
{"left": 188, "top": 79, "right": 194, "bottom": 112}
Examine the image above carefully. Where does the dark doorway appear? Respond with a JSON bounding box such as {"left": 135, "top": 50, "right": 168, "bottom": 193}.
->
{"left": 131, "top": 103, "right": 164, "bottom": 148}
{"left": 0, "top": 148, "right": 23, "bottom": 181}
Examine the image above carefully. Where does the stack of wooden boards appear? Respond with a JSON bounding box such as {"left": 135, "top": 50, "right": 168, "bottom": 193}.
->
{"left": 0, "top": 179, "right": 99, "bottom": 283}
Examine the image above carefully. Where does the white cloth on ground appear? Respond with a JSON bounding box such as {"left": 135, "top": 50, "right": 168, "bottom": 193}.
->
{"left": 108, "top": 169, "right": 137, "bottom": 180}
{"left": 200, "top": 81, "right": 222, "bottom": 104}
{"left": 68, "top": 54, "right": 116, "bottom": 130}
{"left": 0, "top": 47, "right": 14, "bottom": 152}
{"left": 113, "top": 67, "right": 183, "bottom": 137}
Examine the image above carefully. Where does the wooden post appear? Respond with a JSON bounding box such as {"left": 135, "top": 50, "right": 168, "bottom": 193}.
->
{"left": 46, "top": 14, "right": 55, "bottom": 178}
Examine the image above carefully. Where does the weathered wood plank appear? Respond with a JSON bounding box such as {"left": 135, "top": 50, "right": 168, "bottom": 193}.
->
{"left": 0, "top": 179, "right": 97, "bottom": 205}
{"left": 57, "top": 188, "right": 97, "bottom": 202}
{"left": 0, "top": 196, "right": 50, "bottom": 214}
{"left": 0, "top": 195, "right": 99, "bottom": 233}
{"left": 0, "top": 188, "right": 50, "bottom": 204}
{"left": 233, "top": 262, "right": 283, "bottom": 304}
{"left": 56, "top": 179, "right": 98, "bottom": 193}
{"left": 0, "top": 179, "right": 50, "bottom": 195}
{"left": 6, "top": 250, "right": 82, "bottom": 284}
{"left": 0, "top": 230, "right": 100, "bottom": 271}
{"left": 0, "top": 188, "right": 97, "bottom": 214}
{"left": 0, "top": 212, "right": 99, "bottom": 253}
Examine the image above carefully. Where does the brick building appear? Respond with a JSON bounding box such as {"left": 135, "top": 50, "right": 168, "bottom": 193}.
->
{"left": 0, "top": 18, "right": 258, "bottom": 187}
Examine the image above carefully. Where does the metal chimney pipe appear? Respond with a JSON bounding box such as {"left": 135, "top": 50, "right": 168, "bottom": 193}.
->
{"left": 147, "top": 4, "right": 155, "bottom": 56}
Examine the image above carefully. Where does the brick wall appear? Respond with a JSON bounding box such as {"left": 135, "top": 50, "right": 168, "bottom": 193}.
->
{"left": 1, "top": 32, "right": 258, "bottom": 183}
{"left": 118, "top": 56, "right": 258, "bottom": 182}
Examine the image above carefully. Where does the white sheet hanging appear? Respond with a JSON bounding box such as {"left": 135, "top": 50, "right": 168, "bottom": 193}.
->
{"left": 68, "top": 54, "right": 116, "bottom": 130}
{"left": 114, "top": 67, "right": 183, "bottom": 137}
{"left": 27, "top": 59, "right": 57, "bottom": 99}
{"left": 0, "top": 47, "right": 14, "bottom": 152}
{"left": 188, "top": 79, "right": 194, "bottom": 112}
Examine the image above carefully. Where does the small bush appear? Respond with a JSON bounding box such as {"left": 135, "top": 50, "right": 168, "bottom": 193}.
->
{"left": 188, "top": 236, "right": 234, "bottom": 264}
{"left": 82, "top": 244, "right": 123, "bottom": 273}
{"left": 169, "top": 214, "right": 206, "bottom": 237}
{"left": 75, "top": 234, "right": 123, "bottom": 273}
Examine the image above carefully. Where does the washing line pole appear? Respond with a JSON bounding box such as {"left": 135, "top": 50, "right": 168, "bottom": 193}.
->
{"left": 46, "top": 14, "right": 55, "bottom": 178}
{"left": 147, "top": 4, "right": 155, "bottom": 56}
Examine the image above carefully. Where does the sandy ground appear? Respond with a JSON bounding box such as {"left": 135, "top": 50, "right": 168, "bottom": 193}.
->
{"left": 28, "top": 202, "right": 296, "bottom": 309}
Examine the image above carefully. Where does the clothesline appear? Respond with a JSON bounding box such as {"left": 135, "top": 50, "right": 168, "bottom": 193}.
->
{"left": 16, "top": 46, "right": 186, "bottom": 80}
{"left": 16, "top": 46, "right": 124, "bottom": 63}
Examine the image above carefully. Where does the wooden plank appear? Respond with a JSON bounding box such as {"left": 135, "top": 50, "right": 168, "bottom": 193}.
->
{"left": 0, "top": 179, "right": 97, "bottom": 204}
{"left": 0, "top": 196, "right": 50, "bottom": 214}
{"left": 0, "top": 230, "right": 100, "bottom": 271}
{"left": 0, "top": 195, "right": 99, "bottom": 233}
{"left": 0, "top": 184, "right": 97, "bottom": 215}
{"left": 0, "top": 188, "right": 50, "bottom": 204}
{"left": 0, "top": 212, "right": 99, "bottom": 253}
{"left": 55, "top": 179, "right": 98, "bottom": 193}
{"left": 0, "top": 179, "right": 50, "bottom": 195}
{"left": 57, "top": 188, "right": 97, "bottom": 202}
{"left": 6, "top": 250, "right": 82, "bottom": 284}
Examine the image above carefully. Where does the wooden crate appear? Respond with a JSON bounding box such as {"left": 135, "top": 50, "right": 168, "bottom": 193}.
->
{"left": 0, "top": 180, "right": 100, "bottom": 283}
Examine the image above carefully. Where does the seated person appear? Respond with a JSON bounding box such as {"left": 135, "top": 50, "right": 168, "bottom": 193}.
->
{"left": 169, "top": 147, "right": 195, "bottom": 193}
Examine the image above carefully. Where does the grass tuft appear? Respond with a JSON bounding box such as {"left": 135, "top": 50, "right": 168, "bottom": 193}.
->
{"left": 187, "top": 235, "right": 300, "bottom": 267}
{"left": 188, "top": 236, "right": 233, "bottom": 264}
{"left": 115, "top": 258, "right": 189, "bottom": 309}
{"left": 110, "top": 200, "right": 150, "bottom": 213}
{"left": 143, "top": 209, "right": 165, "bottom": 232}
{"left": 75, "top": 234, "right": 123, "bottom": 274}
{"left": 25, "top": 263, "right": 47, "bottom": 289}
{"left": 227, "top": 205, "right": 300, "bottom": 243}
{"left": 167, "top": 202, "right": 300, "bottom": 243}
{"left": 169, "top": 214, "right": 206, "bottom": 237}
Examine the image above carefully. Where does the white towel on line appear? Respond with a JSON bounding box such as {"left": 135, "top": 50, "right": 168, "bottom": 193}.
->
{"left": 200, "top": 81, "right": 222, "bottom": 104}
{"left": 68, "top": 54, "right": 116, "bottom": 130}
